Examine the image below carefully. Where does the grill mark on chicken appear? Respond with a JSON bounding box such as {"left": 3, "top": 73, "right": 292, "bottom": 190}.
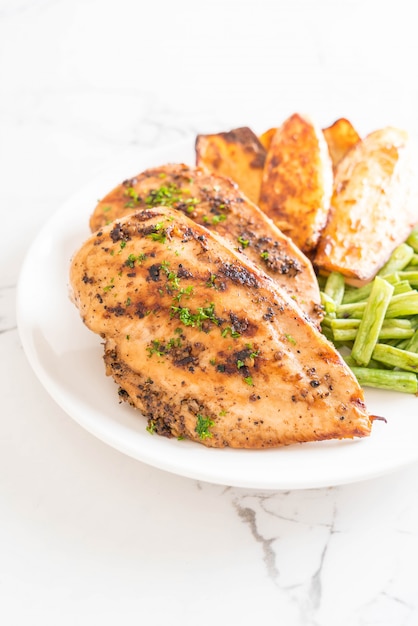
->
{"left": 109, "top": 222, "right": 131, "bottom": 243}
{"left": 70, "top": 206, "right": 372, "bottom": 448}
{"left": 218, "top": 262, "right": 260, "bottom": 288}
{"left": 89, "top": 163, "right": 323, "bottom": 325}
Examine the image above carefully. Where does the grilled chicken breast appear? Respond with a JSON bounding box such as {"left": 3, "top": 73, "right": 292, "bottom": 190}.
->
{"left": 89, "top": 163, "right": 323, "bottom": 325}
{"left": 70, "top": 206, "right": 372, "bottom": 448}
{"left": 259, "top": 113, "right": 333, "bottom": 254}
{"left": 315, "top": 127, "right": 418, "bottom": 282}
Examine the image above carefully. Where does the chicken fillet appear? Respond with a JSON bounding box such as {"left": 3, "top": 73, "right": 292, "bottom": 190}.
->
{"left": 70, "top": 206, "right": 372, "bottom": 448}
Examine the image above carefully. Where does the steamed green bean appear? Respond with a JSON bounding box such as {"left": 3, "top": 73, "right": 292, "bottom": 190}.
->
{"left": 319, "top": 234, "right": 418, "bottom": 393}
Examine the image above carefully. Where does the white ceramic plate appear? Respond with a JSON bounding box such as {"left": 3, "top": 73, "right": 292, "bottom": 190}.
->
{"left": 17, "top": 139, "right": 418, "bottom": 490}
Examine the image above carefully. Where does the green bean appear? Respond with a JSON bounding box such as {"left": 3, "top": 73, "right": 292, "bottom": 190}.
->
{"left": 336, "top": 301, "right": 367, "bottom": 319}
{"left": 331, "top": 329, "right": 358, "bottom": 342}
{"left": 378, "top": 243, "right": 415, "bottom": 275}
{"left": 324, "top": 272, "right": 345, "bottom": 306}
{"left": 338, "top": 328, "right": 413, "bottom": 343}
{"left": 372, "top": 343, "right": 418, "bottom": 372}
{"left": 331, "top": 320, "right": 414, "bottom": 347}
{"left": 379, "top": 272, "right": 401, "bottom": 284}
{"left": 320, "top": 291, "right": 337, "bottom": 316}
{"left": 343, "top": 355, "right": 391, "bottom": 370}
{"left": 405, "top": 254, "right": 418, "bottom": 267}
{"left": 342, "top": 273, "right": 398, "bottom": 304}
{"left": 318, "top": 240, "right": 418, "bottom": 393}
{"left": 405, "top": 328, "right": 418, "bottom": 353}
{"left": 385, "top": 292, "right": 418, "bottom": 318}
{"left": 350, "top": 366, "right": 418, "bottom": 394}
{"left": 410, "top": 316, "right": 418, "bottom": 329}
{"left": 351, "top": 277, "right": 394, "bottom": 366}
{"left": 331, "top": 319, "right": 413, "bottom": 343}
{"left": 398, "top": 271, "right": 418, "bottom": 287}
{"left": 341, "top": 283, "right": 373, "bottom": 304}
{"left": 392, "top": 280, "right": 414, "bottom": 295}
{"left": 395, "top": 338, "right": 414, "bottom": 351}
{"left": 331, "top": 318, "right": 362, "bottom": 330}
{"left": 379, "top": 320, "right": 414, "bottom": 339}
{"left": 316, "top": 274, "right": 327, "bottom": 290}
{"left": 406, "top": 226, "right": 418, "bottom": 253}
{"left": 320, "top": 316, "right": 333, "bottom": 330}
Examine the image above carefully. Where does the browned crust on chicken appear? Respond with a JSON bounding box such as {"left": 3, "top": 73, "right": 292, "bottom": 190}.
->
{"left": 70, "top": 206, "right": 372, "bottom": 448}
{"left": 89, "top": 163, "right": 323, "bottom": 325}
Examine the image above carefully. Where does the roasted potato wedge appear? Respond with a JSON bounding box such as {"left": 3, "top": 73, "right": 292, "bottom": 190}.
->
{"left": 259, "top": 113, "right": 333, "bottom": 255}
{"left": 195, "top": 127, "right": 265, "bottom": 204}
{"left": 323, "top": 118, "right": 361, "bottom": 169}
{"left": 315, "top": 127, "right": 418, "bottom": 282}
{"left": 258, "top": 127, "right": 276, "bottom": 151}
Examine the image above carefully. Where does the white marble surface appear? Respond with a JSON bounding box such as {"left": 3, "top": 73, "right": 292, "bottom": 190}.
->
{"left": 2, "top": 1, "right": 418, "bottom": 624}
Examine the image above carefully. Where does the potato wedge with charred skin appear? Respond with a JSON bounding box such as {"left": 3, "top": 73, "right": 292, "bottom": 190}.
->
{"left": 195, "top": 127, "right": 266, "bottom": 204}
{"left": 323, "top": 118, "right": 361, "bottom": 169}
{"left": 315, "top": 127, "right": 418, "bottom": 283}
{"left": 259, "top": 113, "right": 333, "bottom": 255}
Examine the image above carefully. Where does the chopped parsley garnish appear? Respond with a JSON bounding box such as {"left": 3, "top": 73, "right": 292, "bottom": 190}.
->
{"left": 103, "top": 277, "right": 115, "bottom": 292}
{"left": 172, "top": 285, "right": 194, "bottom": 302}
{"left": 160, "top": 260, "right": 181, "bottom": 291}
{"left": 185, "top": 197, "right": 200, "bottom": 213}
{"left": 206, "top": 274, "right": 217, "bottom": 288}
{"left": 195, "top": 414, "right": 214, "bottom": 440}
{"left": 146, "top": 420, "right": 156, "bottom": 434}
{"left": 146, "top": 339, "right": 165, "bottom": 357}
{"left": 245, "top": 344, "right": 259, "bottom": 360}
{"left": 243, "top": 376, "right": 254, "bottom": 386}
{"left": 221, "top": 326, "right": 241, "bottom": 339}
{"left": 125, "top": 253, "right": 147, "bottom": 268}
{"left": 285, "top": 334, "right": 297, "bottom": 345}
{"left": 145, "top": 183, "right": 182, "bottom": 208}
{"left": 146, "top": 334, "right": 182, "bottom": 358}
{"left": 260, "top": 251, "right": 269, "bottom": 260}
{"left": 237, "top": 236, "right": 249, "bottom": 248}
{"left": 170, "top": 302, "right": 219, "bottom": 330}
{"left": 124, "top": 187, "right": 141, "bottom": 208}
{"left": 147, "top": 222, "right": 167, "bottom": 244}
